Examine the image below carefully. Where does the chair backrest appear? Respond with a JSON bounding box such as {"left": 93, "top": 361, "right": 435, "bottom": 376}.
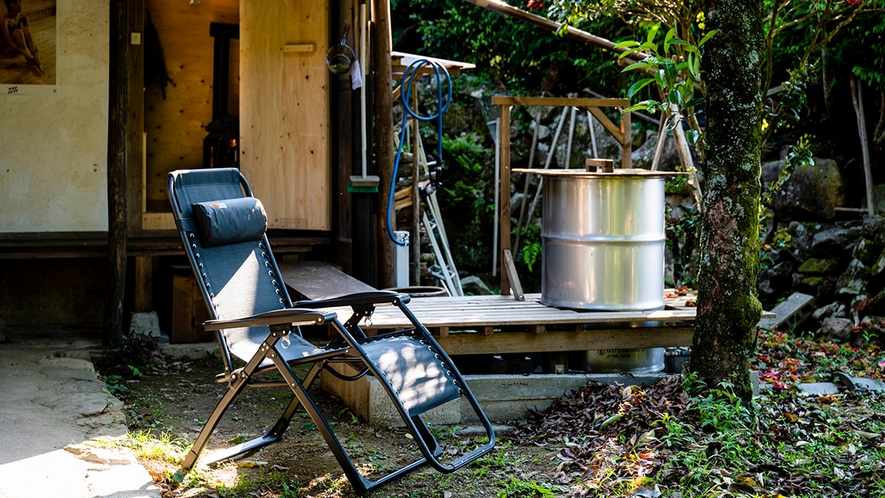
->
{"left": 167, "top": 168, "right": 295, "bottom": 363}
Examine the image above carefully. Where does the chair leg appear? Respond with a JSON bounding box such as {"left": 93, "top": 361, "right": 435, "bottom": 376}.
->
{"left": 182, "top": 361, "right": 326, "bottom": 470}
{"left": 182, "top": 371, "right": 250, "bottom": 470}
{"left": 270, "top": 354, "right": 452, "bottom": 495}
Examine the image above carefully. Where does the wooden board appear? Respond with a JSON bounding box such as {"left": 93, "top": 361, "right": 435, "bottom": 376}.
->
{"left": 144, "top": 0, "right": 240, "bottom": 212}
{"left": 278, "top": 261, "right": 376, "bottom": 300}
{"left": 240, "top": 0, "right": 331, "bottom": 230}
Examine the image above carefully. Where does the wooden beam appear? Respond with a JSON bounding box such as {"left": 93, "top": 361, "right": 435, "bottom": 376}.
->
{"left": 498, "top": 103, "right": 511, "bottom": 295}
{"left": 373, "top": 0, "right": 396, "bottom": 288}
{"left": 134, "top": 257, "right": 153, "bottom": 312}
{"left": 621, "top": 110, "right": 632, "bottom": 168}
{"left": 588, "top": 106, "right": 624, "bottom": 144}
{"left": 492, "top": 96, "right": 629, "bottom": 108}
{"left": 104, "top": 0, "right": 131, "bottom": 348}
{"left": 126, "top": 3, "right": 144, "bottom": 237}
{"left": 437, "top": 327, "right": 695, "bottom": 356}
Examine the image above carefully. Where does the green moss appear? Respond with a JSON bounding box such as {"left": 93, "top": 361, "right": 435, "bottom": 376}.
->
{"left": 797, "top": 258, "right": 841, "bottom": 275}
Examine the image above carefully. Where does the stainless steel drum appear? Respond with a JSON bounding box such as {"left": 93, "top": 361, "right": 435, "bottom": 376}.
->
{"left": 533, "top": 169, "right": 672, "bottom": 311}
{"left": 570, "top": 347, "right": 665, "bottom": 374}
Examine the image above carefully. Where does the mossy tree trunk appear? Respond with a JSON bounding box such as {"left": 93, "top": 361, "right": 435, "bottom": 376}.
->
{"left": 690, "top": 0, "right": 764, "bottom": 403}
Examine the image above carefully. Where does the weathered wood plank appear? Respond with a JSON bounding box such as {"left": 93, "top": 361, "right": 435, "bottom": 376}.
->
{"left": 434, "top": 327, "right": 695, "bottom": 355}
{"left": 279, "top": 261, "right": 377, "bottom": 301}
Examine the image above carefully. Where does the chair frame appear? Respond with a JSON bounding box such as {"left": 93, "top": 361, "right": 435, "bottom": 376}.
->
{"left": 167, "top": 168, "right": 495, "bottom": 494}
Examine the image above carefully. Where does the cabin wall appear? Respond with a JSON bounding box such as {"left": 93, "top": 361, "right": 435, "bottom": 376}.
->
{"left": 0, "top": 0, "right": 109, "bottom": 233}
{"left": 143, "top": 0, "right": 239, "bottom": 213}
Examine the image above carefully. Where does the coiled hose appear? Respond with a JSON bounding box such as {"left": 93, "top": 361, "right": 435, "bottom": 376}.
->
{"left": 386, "top": 58, "right": 452, "bottom": 245}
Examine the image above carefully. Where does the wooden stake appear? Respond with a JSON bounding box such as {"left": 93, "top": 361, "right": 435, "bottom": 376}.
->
{"left": 850, "top": 74, "right": 878, "bottom": 215}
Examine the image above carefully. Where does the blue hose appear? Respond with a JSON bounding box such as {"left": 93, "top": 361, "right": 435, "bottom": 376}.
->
{"left": 386, "top": 58, "right": 452, "bottom": 246}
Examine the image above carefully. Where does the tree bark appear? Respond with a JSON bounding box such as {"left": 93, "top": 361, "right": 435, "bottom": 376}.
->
{"left": 690, "top": 0, "right": 765, "bottom": 403}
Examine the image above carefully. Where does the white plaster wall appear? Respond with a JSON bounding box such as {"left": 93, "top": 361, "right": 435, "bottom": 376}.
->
{"left": 0, "top": 1, "right": 109, "bottom": 232}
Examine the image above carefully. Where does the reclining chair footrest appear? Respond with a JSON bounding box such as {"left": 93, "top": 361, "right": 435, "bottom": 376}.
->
{"left": 195, "top": 434, "right": 281, "bottom": 467}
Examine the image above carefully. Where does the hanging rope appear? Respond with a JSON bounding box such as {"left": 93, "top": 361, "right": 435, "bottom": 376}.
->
{"left": 386, "top": 58, "right": 452, "bottom": 245}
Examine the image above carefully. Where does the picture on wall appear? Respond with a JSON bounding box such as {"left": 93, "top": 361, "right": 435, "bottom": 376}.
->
{"left": 1, "top": 0, "right": 56, "bottom": 90}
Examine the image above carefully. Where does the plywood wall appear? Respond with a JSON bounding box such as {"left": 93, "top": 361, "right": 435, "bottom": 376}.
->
{"left": 144, "top": 0, "right": 239, "bottom": 212}
{"left": 240, "top": 0, "right": 331, "bottom": 230}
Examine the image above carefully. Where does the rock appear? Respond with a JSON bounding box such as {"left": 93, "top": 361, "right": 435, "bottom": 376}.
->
{"left": 632, "top": 130, "right": 680, "bottom": 170}
{"left": 812, "top": 302, "right": 844, "bottom": 321}
{"left": 786, "top": 221, "right": 816, "bottom": 260}
{"left": 549, "top": 112, "right": 623, "bottom": 168}
{"left": 130, "top": 311, "right": 168, "bottom": 344}
{"left": 757, "top": 279, "right": 778, "bottom": 297}
{"left": 866, "top": 289, "right": 885, "bottom": 315}
{"left": 765, "top": 158, "right": 844, "bottom": 220}
{"left": 860, "top": 184, "right": 885, "bottom": 214}
{"left": 793, "top": 275, "right": 835, "bottom": 302}
{"left": 836, "top": 259, "right": 869, "bottom": 298}
{"left": 797, "top": 258, "right": 842, "bottom": 275}
{"left": 852, "top": 238, "right": 880, "bottom": 267}
{"left": 862, "top": 215, "right": 885, "bottom": 247}
{"left": 810, "top": 228, "right": 853, "bottom": 258}
{"left": 820, "top": 317, "right": 854, "bottom": 341}
{"left": 460, "top": 275, "right": 494, "bottom": 296}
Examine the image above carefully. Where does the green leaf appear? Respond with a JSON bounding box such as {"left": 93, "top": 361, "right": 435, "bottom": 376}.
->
{"left": 698, "top": 29, "right": 718, "bottom": 47}
{"left": 654, "top": 69, "right": 667, "bottom": 90}
{"left": 640, "top": 41, "right": 658, "bottom": 53}
{"left": 614, "top": 40, "right": 641, "bottom": 50}
{"left": 685, "top": 97, "right": 705, "bottom": 108}
{"left": 664, "top": 27, "right": 677, "bottom": 54}
{"left": 627, "top": 78, "right": 656, "bottom": 98}
{"left": 687, "top": 53, "right": 699, "bottom": 79}
{"left": 685, "top": 129, "right": 700, "bottom": 146}
{"left": 623, "top": 102, "right": 652, "bottom": 113}
{"left": 618, "top": 47, "right": 642, "bottom": 60}
{"left": 623, "top": 60, "right": 653, "bottom": 73}
{"left": 646, "top": 23, "right": 661, "bottom": 45}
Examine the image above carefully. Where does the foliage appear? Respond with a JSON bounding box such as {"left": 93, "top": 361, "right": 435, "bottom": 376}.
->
{"left": 665, "top": 201, "right": 699, "bottom": 287}
{"left": 616, "top": 23, "right": 715, "bottom": 148}
{"left": 96, "top": 330, "right": 168, "bottom": 378}
{"left": 393, "top": 0, "right": 631, "bottom": 94}
{"left": 438, "top": 132, "right": 496, "bottom": 271}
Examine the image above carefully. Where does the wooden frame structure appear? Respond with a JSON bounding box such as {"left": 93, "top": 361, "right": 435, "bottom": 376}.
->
{"left": 492, "top": 96, "right": 632, "bottom": 295}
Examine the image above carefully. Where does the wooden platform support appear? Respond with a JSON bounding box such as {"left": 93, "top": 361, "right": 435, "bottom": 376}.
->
{"left": 346, "top": 292, "right": 709, "bottom": 356}
{"left": 492, "top": 96, "right": 632, "bottom": 295}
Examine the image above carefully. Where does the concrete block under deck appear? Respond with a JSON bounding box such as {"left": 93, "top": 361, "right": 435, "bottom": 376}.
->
{"left": 321, "top": 362, "right": 674, "bottom": 427}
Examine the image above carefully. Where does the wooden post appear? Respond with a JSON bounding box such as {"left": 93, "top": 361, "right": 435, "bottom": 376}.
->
{"left": 411, "top": 85, "right": 421, "bottom": 285}
{"left": 104, "top": 0, "right": 130, "bottom": 348}
{"left": 850, "top": 75, "right": 878, "bottom": 215}
{"left": 499, "top": 104, "right": 511, "bottom": 295}
{"left": 620, "top": 110, "right": 632, "bottom": 168}
{"left": 372, "top": 0, "right": 396, "bottom": 288}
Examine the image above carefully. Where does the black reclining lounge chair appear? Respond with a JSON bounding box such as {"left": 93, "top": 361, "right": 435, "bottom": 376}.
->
{"left": 167, "top": 168, "right": 494, "bottom": 494}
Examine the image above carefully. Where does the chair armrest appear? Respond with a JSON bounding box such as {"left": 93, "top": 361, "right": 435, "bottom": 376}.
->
{"left": 203, "top": 308, "right": 336, "bottom": 331}
{"left": 292, "top": 290, "right": 411, "bottom": 309}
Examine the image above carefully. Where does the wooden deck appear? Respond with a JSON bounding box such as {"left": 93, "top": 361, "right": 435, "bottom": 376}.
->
{"left": 356, "top": 293, "right": 703, "bottom": 356}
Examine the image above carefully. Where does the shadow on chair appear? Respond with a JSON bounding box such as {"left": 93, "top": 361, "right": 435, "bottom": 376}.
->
{"left": 167, "top": 168, "right": 495, "bottom": 494}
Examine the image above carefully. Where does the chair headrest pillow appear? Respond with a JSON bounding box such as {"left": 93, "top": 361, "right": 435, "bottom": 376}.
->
{"left": 192, "top": 197, "right": 268, "bottom": 247}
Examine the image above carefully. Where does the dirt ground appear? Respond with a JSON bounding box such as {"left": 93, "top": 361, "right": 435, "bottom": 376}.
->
{"left": 118, "top": 357, "right": 563, "bottom": 498}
